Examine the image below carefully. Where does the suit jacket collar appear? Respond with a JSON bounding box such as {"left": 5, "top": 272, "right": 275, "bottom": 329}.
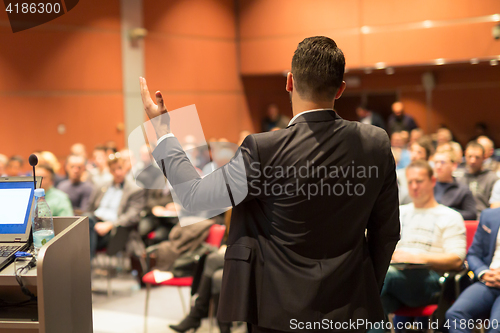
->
{"left": 287, "top": 109, "right": 341, "bottom": 127}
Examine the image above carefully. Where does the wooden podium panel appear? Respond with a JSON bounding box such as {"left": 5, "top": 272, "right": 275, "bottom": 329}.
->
{"left": 0, "top": 217, "right": 93, "bottom": 333}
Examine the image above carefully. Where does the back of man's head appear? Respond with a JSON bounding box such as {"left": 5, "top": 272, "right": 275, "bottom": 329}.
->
{"left": 291, "top": 36, "right": 345, "bottom": 102}
{"left": 476, "top": 135, "right": 494, "bottom": 158}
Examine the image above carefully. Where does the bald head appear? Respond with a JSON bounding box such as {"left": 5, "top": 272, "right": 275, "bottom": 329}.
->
{"left": 392, "top": 102, "right": 404, "bottom": 116}
{"left": 477, "top": 136, "right": 494, "bottom": 159}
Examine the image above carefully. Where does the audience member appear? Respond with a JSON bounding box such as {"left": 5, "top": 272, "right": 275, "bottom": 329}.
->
{"left": 70, "top": 143, "right": 87, "bottom": 159}
{"left": 261, "top": 104, "right": 290, "bottom": 132}
{"left": 104, "top": 140, "right": 118, "bottom": 156}
{"left": 6, "top": 155, "right": 24, "bottom": 176}
{"left": 433, "top": 149, "right": 476, "bottom": 220}
{"left": 170, "top": 248, "right": 229, "bottom": 333}
{"left": 488, "top": 179, "right": 500, "bottom": 209}
{"left": 391, "top": 131, "right": 411, "bottom": 170}
{"left": 446, "top": 207, "right": 500, "bottom": 333}
{"left": 57, "top": 154, "right": 94, "bottom": 215}
{"left": 388, "top": 101, "right": 418, "bottom": 135}
{"left": 88, "top": 145, "right": 113, "bottom": 188}
{"left": 38, "top": 151, "right": 64, "bottom": 187}
{"left": 397, "top": 137, "right": 433, "bottom": 204}
{"left": 378, "top": 161, "right": 465, "bottom": 331}
{"left": 456, "top": 141, "right": 498, "bottom": 216}
{"left": 356, "top": 105, "right": 386, "bottom": 130}
{"left": 86, "top": 155, "right": 145, "bottom": 257}
{"left": 477, "top": 135, "right": 498, "bottom": 172}
{"left": 36, "top": 164, "right": 74, "bottom": 217}
{"left": 0, "top": 154, "right": 8, "bottom": 176}
{"left": 409, "top": 128, "right": 423, "bottom": 146}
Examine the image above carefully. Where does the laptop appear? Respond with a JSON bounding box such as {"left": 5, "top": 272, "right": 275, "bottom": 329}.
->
{"left": 0, "top": 176, "right": 42, "bottom": 271}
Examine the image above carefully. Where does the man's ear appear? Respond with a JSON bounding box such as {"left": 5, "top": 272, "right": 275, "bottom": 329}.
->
{"left": 286, "top": 72, "right": 293, "bottom": 92}
{"left": 335, "top": 81, "right": 346, "bottom": 100}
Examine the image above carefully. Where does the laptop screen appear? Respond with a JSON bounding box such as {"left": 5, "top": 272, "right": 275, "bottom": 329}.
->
{"left": 0, "top": 181, "right": 34, "bottom": 234}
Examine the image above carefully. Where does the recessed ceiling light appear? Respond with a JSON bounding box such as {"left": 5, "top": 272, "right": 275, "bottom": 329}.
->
{"left": 375, "top": 62, "right": 386, "bottom": 69}
{"left": 492, "top": 14, "right": 500, "bottom": 22}
{"left": 435, "top": 58, "right": 445, "bottom": 65}
{"left": 490, "top": 59, "right": 498, "bottom": 66}
{"left": 360, "top": 26, "right": 371, "bottom": 34}
{"left": 386, "top": 67, "right": 395, "bottom": 75}
{"left": 470, "top": 58, "right": 480, "bottom": 65}
{"left": 423, "top": 20, "right": 433, "bottom": 28}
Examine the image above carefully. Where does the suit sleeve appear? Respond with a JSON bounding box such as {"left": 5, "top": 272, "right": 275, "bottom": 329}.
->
{"left": 466, "top": 210, "right": 491, "bottom": 276}
{"left": 366, "top": 137, "right": 401, "bottom": 291}
{"left": 151, "top": 135, "right": 261, "bottom": 215}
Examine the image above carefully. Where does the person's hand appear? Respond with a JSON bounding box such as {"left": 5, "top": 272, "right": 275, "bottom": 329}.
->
{"left": 391, "top": 250, "right": 427, "bottom": 264}
{"left": 139, "top": 77, "right": 171, "bottom": 138}
{"left": 482, "top": 270, "right": 500, "bottom": 288}
{"left": 94, "top": 221, "right": 114, "bottom": 236}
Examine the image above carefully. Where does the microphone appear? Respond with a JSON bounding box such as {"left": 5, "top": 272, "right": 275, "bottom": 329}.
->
{"left": 29, "top": 154, "right": 38, "bottom": 189}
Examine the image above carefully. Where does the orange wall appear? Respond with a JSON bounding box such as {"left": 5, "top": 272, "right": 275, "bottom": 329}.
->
{"left": 238, "top": 0, "right": 500, "bottom": 74}
{"left": 143, "top": 0, "right": 254, "bottom": 144}
{"left": 0, "top": 0, "right": 123, "bottom": 172}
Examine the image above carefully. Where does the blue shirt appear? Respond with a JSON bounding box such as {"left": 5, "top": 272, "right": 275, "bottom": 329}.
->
{"left": 94, "top": 184, "right": 123, "bottom": 222}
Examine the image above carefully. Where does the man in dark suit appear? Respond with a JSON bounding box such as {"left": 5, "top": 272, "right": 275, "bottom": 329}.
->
{"left": 446, "top": 208, "right": 500, "bottom": 332}
{"left": 140, "top": 36, "right": 400, "bottom": 332}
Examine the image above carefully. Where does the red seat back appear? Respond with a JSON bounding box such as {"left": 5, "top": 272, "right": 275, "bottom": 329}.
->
{"left": 464, "top": 220, "right": 479, "bottom": 251}
{"left": 205, "top": 224, "right": 226, "bottom": 248}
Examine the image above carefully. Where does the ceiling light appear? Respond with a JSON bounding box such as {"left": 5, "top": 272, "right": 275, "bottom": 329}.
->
{"left": 360, "top": 26, "right": 371, "bottom": 34}
{"left": 435, "top": 58, "right": 445, "bottom": 65}
{"left": 423, "top": 20, "right": 433, "bottom": 28}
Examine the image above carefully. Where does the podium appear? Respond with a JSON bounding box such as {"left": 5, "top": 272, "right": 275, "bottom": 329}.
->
{"left": 0, "top": 216, "right": 93, "bottom": 333}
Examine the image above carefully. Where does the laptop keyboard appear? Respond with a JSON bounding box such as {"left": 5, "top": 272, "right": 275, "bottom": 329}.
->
{"left": 0, "top": 245, "right": 21, "bottom": 257}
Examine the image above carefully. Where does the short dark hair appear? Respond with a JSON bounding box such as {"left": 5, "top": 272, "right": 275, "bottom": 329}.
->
{"left": 37, "top": 164, "right": 55, "bottom": 181}
{"left": 9, "top": 155, "right": 24, "bottom": 166}
{"left": 407, "top": 160, "right": 433, "bottom": 179}
{"left": 465, "top": 141, "right": 485, "bottom": 155}
{"left": 291, "top": 36, "right": 345, "bottom": 102}
{"left": 411, "top": 137, "right": 434, "bottom": 160}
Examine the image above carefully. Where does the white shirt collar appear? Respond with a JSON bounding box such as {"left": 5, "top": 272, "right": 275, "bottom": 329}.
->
{"left": 287, "top": 108, "right": 333, "bottom": 127}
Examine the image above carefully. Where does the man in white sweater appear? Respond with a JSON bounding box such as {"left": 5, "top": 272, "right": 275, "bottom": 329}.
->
{"left": 381, "top": 160, "right": 466, "bottom": 322}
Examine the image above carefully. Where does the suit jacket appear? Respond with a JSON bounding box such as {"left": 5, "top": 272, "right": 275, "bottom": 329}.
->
{"left": 152, "top": 110, "right": 400, "bottom": 331}
{"left": 467, "top": 208, "right": 500, "bottom": 276}
{"left": 86, "top": 178, "right": 145, "bottom": 228}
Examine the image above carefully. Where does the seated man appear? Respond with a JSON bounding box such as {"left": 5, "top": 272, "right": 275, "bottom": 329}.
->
{"left": 446, "top": 207, "right": 500, "bottom": 333}
{"left": 456, "top": 141, "right": 498, "bottom": 216}
{"left": 397, "top": 136, "right": 434, "bottom": 205}
{"left": 36, "top": 164, "right": 74, "bottom": 217}
{"left": 86, "top": 155, "right": 145, "bottom": 257}
{"left": 57, "top": 154, "right": 94, "bottom": 215}
{"left": 380, "top": 160, "right": 466, "bottom": 324}
{"left": 433, "top": 148, "right": 477, "bottom": 220}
